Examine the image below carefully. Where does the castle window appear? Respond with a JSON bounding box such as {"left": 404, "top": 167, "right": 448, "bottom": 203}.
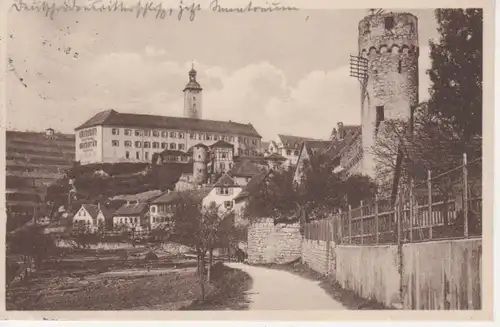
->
{"left": 125, "top": 151, "right": 130, "bottom": 159}
{"left": 170, "top": 143, "right": 176, "bottom": 149}
{"left": 170, "top": 131, "right": 176, "bottom": 138}
{"left": 124, "top": 129, "right": 132, "bottom": 136}
{"left": 178, "top": 132, "right": 185, "bottom": 138}
{"left": 398, "top": 60, "right": 402, "bottom": 73}
{"left": 124, "top": 141, "right": 132, "bottom": 147}
{"left": 286, "top": 150, "right": 292, "bottom": 156}
{"left": 153, "top": 130, "right": 160, "bottom": 137}
{"left": 384, "top": 16, "right": 394, "bottom": 30}
{"left": 144, "top": 130, "right": 151, "bottom": 137}
{"left": 161, "top": 131, "right": 167, "bottom": 138}
{"left": 112, "top": 140, "right": 119, "bottom": 147}
{"left": 206, "top": 134, "right": 211, "bottom": 140}
{"left": 136, "top": 152, "right": 140, "bottom": 159}
{"left": 153, "top": 142, "right": 159, "bottom": 149}
{"left": 190, "top": 133, "right": 196, "bottom": 139}
{"left": 135, "top": 141, "right": 142, "bottom": 148}
{"left": 178, "top": 143, "right": 185, "bottom": 150}
{"left": 376, "top": 106, "right": 385, "bottom": 132}
{"left": 145, "top": 152, "right": 149, "bottom": 160}
{"left": 112, "top": 128, "right": 119, "bottom": 135}
{"left": 144, "top": 142, "right": 151, "bottom": 148}
{"left": 161, "top": 142, "right": 167, "bottom": 149}
{"left": 214, "top": 135, "right": 219, "bottom": 141}
{"left": 135, "top": 130, "right": 142, "bottom": 137}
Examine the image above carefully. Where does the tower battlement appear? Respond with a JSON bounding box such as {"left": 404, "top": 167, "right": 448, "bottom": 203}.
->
{"left": 358, "top": 12, "right": 419, "bottom": 54}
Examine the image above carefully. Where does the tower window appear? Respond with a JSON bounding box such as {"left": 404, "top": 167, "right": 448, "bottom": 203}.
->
{"left": 384, "top": 16, "right": 394, "bottom": 30}
{"left": 376, "top": 106, "right": 385, "bottom": 132}
{"left": 398, "top": 60, "right": 402, "bottom": 73}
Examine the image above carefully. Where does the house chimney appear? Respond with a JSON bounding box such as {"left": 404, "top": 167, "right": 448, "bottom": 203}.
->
{"left": 98, "top": 202, "right": 101, "bottom": 210}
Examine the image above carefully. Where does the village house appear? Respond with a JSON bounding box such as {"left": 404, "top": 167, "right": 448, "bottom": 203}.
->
{"left": 112, "top": 201, "right": 149, "bottom": 231}
{"left": 149, "top": 188, "right": 212, "bottom": 229}
{"left": 268, "top": 134, "right": 326, "bottom": 168}
{"left": 232, "top": 170, "right": 272, "bottom": 226}
{"left": 72, "top": 204, "right": 106, "bottom": 232}
{"left": 293, "top": 123, "right": 362, "bottom": 186}
{"left": 202, "top": 174, "right": 243, "bottom": 213}
{"left": 228, "top": 159, "right": 265, "bottom": 186}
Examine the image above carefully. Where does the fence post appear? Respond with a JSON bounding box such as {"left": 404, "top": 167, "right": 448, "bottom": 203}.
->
{"left": 397, "top": 189, "right": 402, "bottom": 246}
{"left": 339, "top": 209, "right": 343, "bottom": 244}
{"left": 409, "top": 178, "right": 414, "bottom": 243}
{"left": 360, "top": 201, "right": 364, "bottom": 245}
{"left": 463, "top": 153, "right": 469, "bottom": 238}
{"left": 375, "top": 195, "right": 379, "bottom": 245}
{"left": 427, "top": 170, "right": 433, "bottom": 240}
{"left": 348, "top": 205, "right": 352, "bottom": 244}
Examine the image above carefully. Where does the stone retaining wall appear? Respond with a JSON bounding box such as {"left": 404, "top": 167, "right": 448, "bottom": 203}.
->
{"left": 247, "top": 218, "right": 301, "bottom": 264}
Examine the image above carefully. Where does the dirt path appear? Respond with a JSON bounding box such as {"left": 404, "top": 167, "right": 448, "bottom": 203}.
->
{"left": 226, "top": 263, "right": 346, "bottom": 310}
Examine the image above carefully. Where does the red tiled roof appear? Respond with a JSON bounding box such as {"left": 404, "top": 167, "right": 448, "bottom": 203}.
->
{"left": 75, "top": 109, "right": 261, "bottom": 138}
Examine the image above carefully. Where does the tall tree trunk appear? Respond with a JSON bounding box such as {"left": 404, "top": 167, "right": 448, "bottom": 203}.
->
{"left": 207, "top": 248, "right": 213, "bottom": 282}
{"left": 199, "top": 252, "right": 206, "bottom": 301}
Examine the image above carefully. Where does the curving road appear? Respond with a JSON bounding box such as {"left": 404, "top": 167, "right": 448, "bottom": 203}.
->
{"left": 226, "top": 263, "right": 346, "bottom": 310}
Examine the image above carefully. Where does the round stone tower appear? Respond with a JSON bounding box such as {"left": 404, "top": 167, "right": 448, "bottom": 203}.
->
{"left": 358, "top": 11, "right": 419, "bottom": 178}
{"left": 192, "top": 144, "right": 208, "bottom": 185}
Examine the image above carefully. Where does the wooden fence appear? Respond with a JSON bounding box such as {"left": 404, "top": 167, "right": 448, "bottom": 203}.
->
{"left": 304, "top": 155, "right": 482, "bottom": 245}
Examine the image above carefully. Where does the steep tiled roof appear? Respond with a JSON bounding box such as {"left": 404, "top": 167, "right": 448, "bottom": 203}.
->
{"left": 159, "top": 149, "right": 189, "bottom": 157}
{"left": 278, "top": 134, "right": 324, "bottom": 150}
{"left": 98, "top": 206, "right": 115, "bottom": 221}
{"left": 110, "top": 190, "right": 163, "bottom": 203}
{"left": 233, "top": 170, "right": 270, "bottom": 202}
{"left": 114, "top": 202, "right": 149, "bottom": 216}
{"left": 229, "top": 160, "right": 263, "bottom": 177}
{"left": 75, "top": 109, "right": 261, "bottom": 138}
{"left": 330, "top": 124, "right": 361, "bottom": 140}
{"left": 210, "top": 140, "right": 234, "bottom": 149}
{"left": 214, "top": 174, "right": 237, "bottom": 187}
{"left": 303, "top": 140, "right": 331, "bottom": 157}
{"left": 324, "top": 127, "right": 362, "bottom": 160}
{"left": 81, "top": 204, "right": 98, "bottom": 219}
{"left": 152, "top": 188, "right": 212, "bottom": 204}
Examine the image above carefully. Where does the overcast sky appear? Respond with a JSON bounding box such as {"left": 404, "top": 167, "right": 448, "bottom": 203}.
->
{"left": 5, "top": 1, "right": 439, "bottom": 141}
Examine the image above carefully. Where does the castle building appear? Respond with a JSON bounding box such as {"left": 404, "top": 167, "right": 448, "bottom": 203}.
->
{"left": 74, "top": 67, "right": 262, "bottom": 165}
{"left": 357, "top": 11, "right": 419, "bottom": 178}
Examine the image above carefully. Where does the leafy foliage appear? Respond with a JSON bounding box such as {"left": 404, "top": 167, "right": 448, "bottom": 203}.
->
{"left": 244, "top": 155, "right": 377, "bottom": 222}
{"left": 427, "top": 9, "right": 483, "bottom": 144}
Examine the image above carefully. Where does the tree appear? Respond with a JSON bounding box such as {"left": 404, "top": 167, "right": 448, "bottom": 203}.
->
{"left": 244, "top": 154, "right": 377, "bottom": 223}
{"left": 7, "top": 225, "right": 56, "bottom": 275}
{"left": 170, "top": 196, "right": 238, "bottom": 301}
{"left": 428, "top": 9, "right": 483, "bottom": 148}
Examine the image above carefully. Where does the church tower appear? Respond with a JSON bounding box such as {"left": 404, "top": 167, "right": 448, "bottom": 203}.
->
{"left": 183, "top": 64, "right": 203, "bottom": 119}
{"left": 353, "top": 10, "right": 419, "bottom": 179}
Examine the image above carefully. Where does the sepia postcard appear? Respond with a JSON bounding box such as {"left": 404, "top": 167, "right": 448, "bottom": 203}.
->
{"left": 0, "top": 0, "right": 495, "bottom": 322}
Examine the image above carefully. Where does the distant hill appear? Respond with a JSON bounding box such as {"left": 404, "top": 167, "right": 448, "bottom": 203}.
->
{"left": 5, "top": 129, "right": 75, "bottom": 231}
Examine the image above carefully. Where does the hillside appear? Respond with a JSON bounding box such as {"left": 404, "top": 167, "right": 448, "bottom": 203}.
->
{"left": 5, "top": 129, "right": 75, "bottom": 230}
